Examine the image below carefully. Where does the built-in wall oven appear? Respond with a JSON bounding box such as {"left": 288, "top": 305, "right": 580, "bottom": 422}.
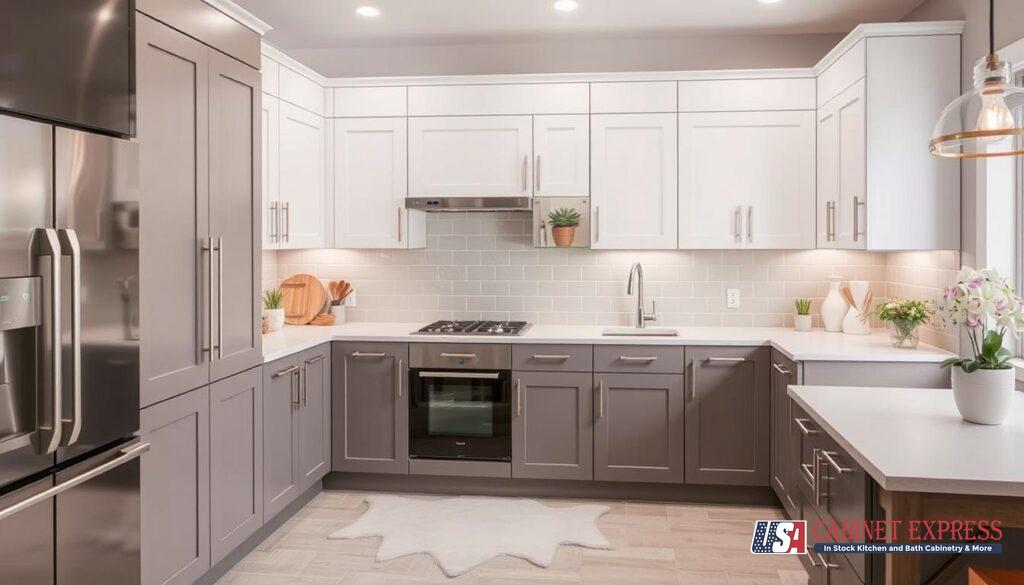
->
{"left": 409, "top": 344, "right": 511, "bottom": 462}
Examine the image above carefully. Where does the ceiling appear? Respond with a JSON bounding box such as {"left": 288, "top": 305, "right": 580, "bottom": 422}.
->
{"left": 236, "top": 0, "right": 928, "bottom": 49}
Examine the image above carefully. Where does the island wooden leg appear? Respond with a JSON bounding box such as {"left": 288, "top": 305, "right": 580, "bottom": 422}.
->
{"left": 880, "top": 489, "right": 922, "bottom": 585}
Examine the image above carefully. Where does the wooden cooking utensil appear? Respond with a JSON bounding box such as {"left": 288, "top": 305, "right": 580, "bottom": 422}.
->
{"left": 279, "top": 274, "right": 327, "bottom": 325}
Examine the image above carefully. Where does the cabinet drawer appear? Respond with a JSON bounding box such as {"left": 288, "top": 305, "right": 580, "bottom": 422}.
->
{"left": 409, "top": 343, "right": 511, "bottom": 369}
{"left": 593, "top": 345, "right": 684, "bottom": 374}
{"left": 512, "top": 344, "right": 592, "bottom": 372}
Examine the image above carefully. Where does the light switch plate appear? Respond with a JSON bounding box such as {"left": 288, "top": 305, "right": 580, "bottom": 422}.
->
{"left": 726, "top": 288, "right": 740, "bottom": 309}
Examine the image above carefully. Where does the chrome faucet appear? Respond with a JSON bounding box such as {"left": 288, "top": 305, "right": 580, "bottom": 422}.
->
{"left": 626, "top": 262, "right": 656, "bottom": 328}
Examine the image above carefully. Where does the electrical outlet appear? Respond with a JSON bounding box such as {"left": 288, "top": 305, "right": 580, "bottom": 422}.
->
{"left": 726, "top": 288, "right": 741, "bottom": 309}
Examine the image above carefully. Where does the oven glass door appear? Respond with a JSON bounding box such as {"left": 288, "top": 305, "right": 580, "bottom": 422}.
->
{"left": 409, "top": 370, "right": 510, "bottom": 461}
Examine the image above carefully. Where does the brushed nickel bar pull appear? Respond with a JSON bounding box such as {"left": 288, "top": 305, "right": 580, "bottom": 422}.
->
{"left": 532, "top": 354, "right": 571, "bottom": 361}
{"left": 829, "top": 200, "right": 837, "bottom": 242}
{"left": 351, "top": 352, "right": 387, "bottom": 358}
{"left": 397, "top": 207, "right": 402, "bottom": 242}
{"left": 596, "top": 379, "right": 603, "bottom": 419}
{"left": 747, "top": 206, "right": 753, "bottom": 243}
{"left": 794, "top": 418, "right": 819, "bottom": 435}
{"left": 440, "top": 353, "right": 477, "bottom": 359}
{"left": 521, "top": 155, "right": 528, "bottom": 192}
{"left": 203, "top": 238, "right": 214, "bottom": 359}
{"left": 34, "top": 228, "right": 63, "bottom": 455}
{"left": 515, "top": 378, "right": 522, "bottom": 417}
{"left": 418, "top": 371, "right": 500, "bottom": 380}
{"left": 734, "top": 206, "right": 741, "bottom": 243}
{"left": 292, "top": 369, "right": 301, "bottom": 406}
{"left": 619, "top": 356, "right": 658, "bottom": 362}
{"left": 272, "top": 365, "right": 299, "bottom": 378}
{"left": 269, "top": 201, "right": 278, "bottom": 242}
{"left": 594, "top": 206, "right": 600, "bottom": 243}
{"left": 853, "top": 196, "right": 865, "bottom": 242}
{"left": 0, "top": 442, "right": 150, "bottom": 523}
{"left": 772, "top": 363, "right": 791, "bottom": 375}
{"left": 300, "top": 366, "right": 307, "bottom": 405}
{"left": 58, "top": 229, "right": 82, "bottom": 446}
{"left": 689, "top": 358, "right": 697, "bottom": 400}
{"left": 215, "top": 236, "right": 223, "bottom": 360}
{"left": 282, "top": 202, "right": 290, "bottom": 243}
{"left": 395, "top": 359, "right": 403, "bottom": 399}
{"left": 535, "top": 155, "right": 541, "bottom": 192}
{"left": 813, "top": 448, "right": 822, "bottom": 506}
{"left": 820, "top": 450, "right": 853, "bottom": 474}
{"left": 816, "top": 553, "right": 839, "bottom": 569}
{"left": 800, "top": 462, "right": 815, "bottom": 486}
{"left": 706, "top": 357, "right": 746, "bottom": 363}
{"left": 304, "top": 355, "right": 326, "bottom": 365}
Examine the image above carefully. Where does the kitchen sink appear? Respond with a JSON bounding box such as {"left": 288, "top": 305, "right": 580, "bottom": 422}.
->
{"left": 601, "top": 327, "right": 679, "bottom": 337}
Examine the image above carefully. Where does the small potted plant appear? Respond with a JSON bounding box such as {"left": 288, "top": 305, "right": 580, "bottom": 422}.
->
{"left": 547, "top": 207, "right": 582, "bottom": 247}
{"left": 936, "top": 267, "right": 1024, "bottom": 425}
{"left": 873, "top": 297, "right": 932, "bottom": 349}
{"left": 794, "top": 299, "right": 812, "bottom": 331}
{"left": 263, "top": 287, "right": 286, "bottom": 333}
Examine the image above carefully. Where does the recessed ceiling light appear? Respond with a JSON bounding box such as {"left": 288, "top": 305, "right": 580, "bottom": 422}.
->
{"left": 553, "top": 0, "right": 579, "bottom": 12}
{"left": 355, "top": 5, "right": 381, "bottom": 17}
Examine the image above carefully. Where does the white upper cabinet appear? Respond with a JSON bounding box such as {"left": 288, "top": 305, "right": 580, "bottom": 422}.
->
{"left": 679, "top": 111, "right": 815, "bottom": 250}
{"left": 261, "top": 94, "right": 280, "bottom": 249}
{"left": 533, "top": 115, "right": 589, "bottom": 197}
{"left": 590, "top": 82, "right": 676, "bottom": 113}
{"left": 817, "top": 80, "right": 866, "bottom": 250}
{"left": 333, "top": 87, "right": 407, "bottom": 117}
{"left": 590, "top": 113, "right": 678, "bottom": 249}
{"left": 814, "top": 26, "right": 961, "bottom": 251}
{"left": 278, "top": 102, "right": 326, "bottom": 249}
{"left": 333, "top": 117, "right": 424, "bottom": 249}
{"left": 408, "top": 116, "right": 533, "bottom": 198}
{"left": 408, "top": 83, "right": 587, "bottom": 116}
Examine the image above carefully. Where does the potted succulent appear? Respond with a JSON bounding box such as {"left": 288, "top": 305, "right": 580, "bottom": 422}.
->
{"left": 873, "top": 297, "right": 933, "bottom": 349}
{"left": 936, "top": 267, "right": 1024, "bottom": 425}
{"left": 794, "top": 299, "right": 812, "bottom": 331}
{"left": 547, "top": 207, "right": 582, "bottom": 247}
{"left": 263, "top": 287, "right": 286, "bottom": 333}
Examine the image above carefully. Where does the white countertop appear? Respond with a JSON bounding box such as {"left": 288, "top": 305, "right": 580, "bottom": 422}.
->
{"left": 261, "top": 322, "right": 955, "bottom": 364}
{"left": 788, "top": 385, "right": 1024, "bottom": 497}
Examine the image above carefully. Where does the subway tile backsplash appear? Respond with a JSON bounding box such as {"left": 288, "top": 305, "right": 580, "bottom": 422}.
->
{"left": 264, "top": 212, "right": 960, "bottom": 352}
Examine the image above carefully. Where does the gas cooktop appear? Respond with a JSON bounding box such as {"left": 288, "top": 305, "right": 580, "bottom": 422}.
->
{"left": 413, "top": 320, "right": 532, "bottom": 336}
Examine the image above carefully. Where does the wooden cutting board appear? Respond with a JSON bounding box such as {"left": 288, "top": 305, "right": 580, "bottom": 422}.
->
{"left": 280, "top": 274, "right": 327, "bottom": 325}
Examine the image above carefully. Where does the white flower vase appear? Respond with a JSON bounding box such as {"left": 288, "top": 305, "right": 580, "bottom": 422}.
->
{"left": 821, "top": 276, "right": 847, "bottom": 332}
{"left": 263, "top": 308, "right": 285, "bottom": 332}
{"left": 842, "top": 280, "right": 871, "bottom": 335}
{"left": 951, "top": 368, "right": 1015, "bottom": 425}
{"left": 794, "top": 314, "right": 813, "bottom": 332}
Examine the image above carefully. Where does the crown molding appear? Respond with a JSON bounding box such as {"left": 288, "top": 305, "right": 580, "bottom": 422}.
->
{"left": 202, "top": 0, "right": 273, "bottom": 35}
{"left": 261, "top": 42, "right": 327, "bottom": 85}
{"left": 813, "top": 20, "right": 965, "bottom": 75}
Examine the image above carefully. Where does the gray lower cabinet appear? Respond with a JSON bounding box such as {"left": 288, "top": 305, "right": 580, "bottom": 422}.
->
{"left": 685, "top": 346, "right": 769, "bottom": 486}
{"left": 332, "top": 342, "right": 409, "bottom": 474}
{"left": 594, "top": 373, "right": 685, "bottom": 483}
{"left": 141, "top": 387, "right": 210, "bottom": 585}
{"left": 263, "top": 354, "right": 301, "bottom": 520}
{"left": 512, "top": 371, "right": 593, "bottom": 481}
{"left": 769, "top": 350, "right": 800, "bottom": 518}
{"left": 298, "top": 345, "right": 331, "bottom": 492}
{"left": 209, "top": 367, "right": 263, "bottom": 565}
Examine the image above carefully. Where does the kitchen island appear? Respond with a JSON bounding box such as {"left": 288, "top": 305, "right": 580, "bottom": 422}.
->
{"left": 789, "top": 385, "right": 1024, "bottom": 585}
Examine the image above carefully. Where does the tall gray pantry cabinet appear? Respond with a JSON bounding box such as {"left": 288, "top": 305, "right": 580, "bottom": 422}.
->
{"left": 135, "top": 5, "right": 263, "bottom": 585}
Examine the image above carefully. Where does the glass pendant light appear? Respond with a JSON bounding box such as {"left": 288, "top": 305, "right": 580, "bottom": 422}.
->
{"left": 930, "top": 0, "right": 1024, "bottom": 158}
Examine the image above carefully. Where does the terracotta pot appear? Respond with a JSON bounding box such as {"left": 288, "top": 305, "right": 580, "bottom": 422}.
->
{"left": 951, "top": 367, "right": 1015, "bottom": 425}
{"left": 551, "top": 226, "right": 576, "bottom": 247}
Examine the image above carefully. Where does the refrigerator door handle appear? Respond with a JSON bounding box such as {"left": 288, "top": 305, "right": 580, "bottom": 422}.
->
{"left": 33, "top": 228, "right": 63, "bottom": 455}
{"left": 0, "top": 442, "right": 149, "bottom": 523}
{"left": 57, "top": 228, "right": 82, "bottom": 446}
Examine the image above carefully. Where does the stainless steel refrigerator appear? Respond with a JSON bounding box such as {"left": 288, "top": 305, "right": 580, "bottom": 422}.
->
{"left": 0, "top": 113, "right": 144, "bottom": 585}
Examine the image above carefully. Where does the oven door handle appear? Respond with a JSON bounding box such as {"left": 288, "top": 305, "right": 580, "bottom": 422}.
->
{"left": 417, "top": 371, "right": 501, "bottom": 380}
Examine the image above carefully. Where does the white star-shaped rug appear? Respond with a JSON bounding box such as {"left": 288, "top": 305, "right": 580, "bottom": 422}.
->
{"left": 328, "top": 494, "right": 612, "bottom": 577}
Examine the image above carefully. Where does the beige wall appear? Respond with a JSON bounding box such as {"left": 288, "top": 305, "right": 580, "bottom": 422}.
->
{"left": 289, "top": 32, "right": 843, "bottom": 78}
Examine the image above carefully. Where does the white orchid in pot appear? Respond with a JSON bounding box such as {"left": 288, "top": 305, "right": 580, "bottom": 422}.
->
{"left": 936, "top": 267, "right": 1024, "bottom": 425}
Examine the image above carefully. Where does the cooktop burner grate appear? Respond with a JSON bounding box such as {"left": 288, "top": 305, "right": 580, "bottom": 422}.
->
{"left": 414, "top": 320, "right": 532, "bottom": 336}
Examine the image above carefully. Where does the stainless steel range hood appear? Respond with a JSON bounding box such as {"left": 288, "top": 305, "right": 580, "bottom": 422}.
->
{"left": 405, "top": 197, "right": 532, "bottom": 212}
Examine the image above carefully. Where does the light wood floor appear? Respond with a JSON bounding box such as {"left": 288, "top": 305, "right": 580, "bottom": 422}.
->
{"left": 217, "top": 490, "right": 809, "bottom": 585}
